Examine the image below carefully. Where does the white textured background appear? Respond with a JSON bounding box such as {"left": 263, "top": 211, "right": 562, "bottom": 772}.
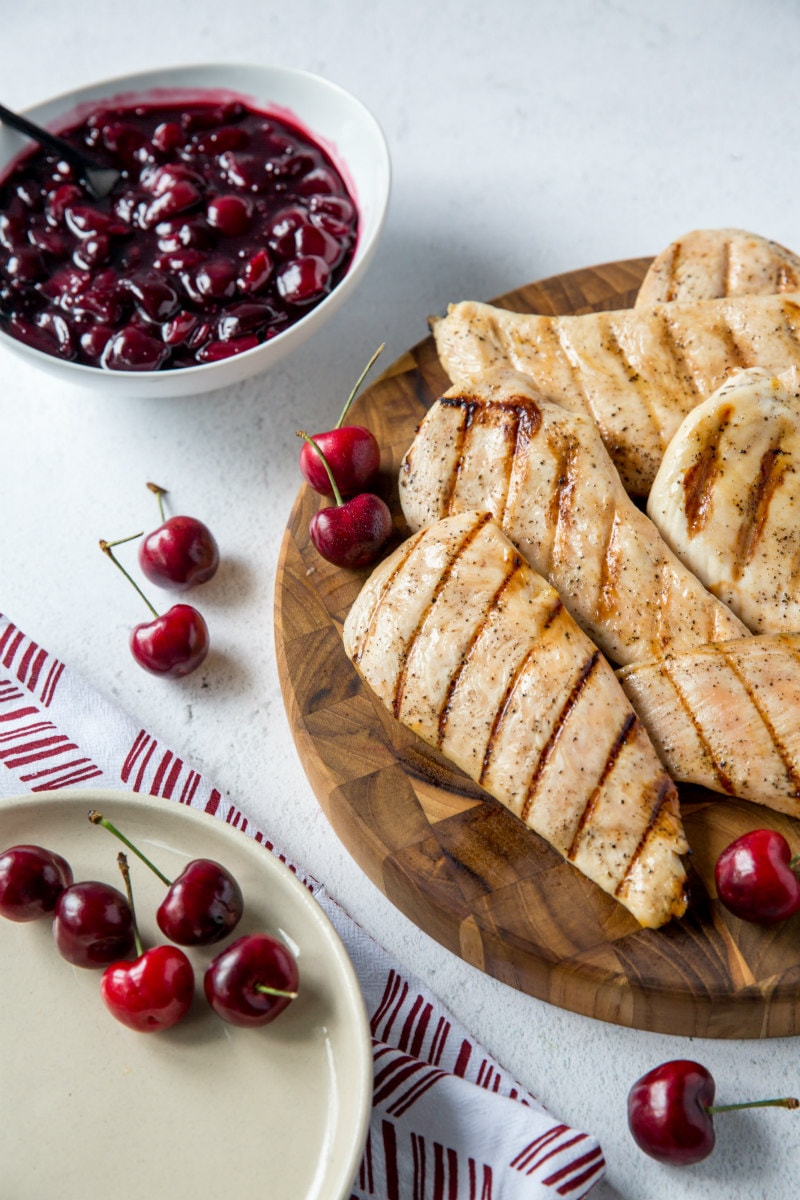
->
{"left": 2, "top": 2, "right": 800, "bottom": 1196}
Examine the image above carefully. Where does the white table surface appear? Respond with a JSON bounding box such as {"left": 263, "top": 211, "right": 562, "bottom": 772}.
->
{"left": 2, "top": 2, "right": 799, "bottom": 1196}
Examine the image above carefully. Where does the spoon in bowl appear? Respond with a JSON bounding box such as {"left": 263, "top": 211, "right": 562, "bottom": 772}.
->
{"left": 0, "top": 101, "right": 119, "bottom": 198}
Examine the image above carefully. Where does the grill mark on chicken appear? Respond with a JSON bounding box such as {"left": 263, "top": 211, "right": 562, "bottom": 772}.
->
{"left": 391, "top": 512, "right": 491, "bottom": 718}
{"left": 650, "top": 657, "right": 737, "bottom": 794}
{"left": 437, "top": 553, "right": 525, "bottom": 748}
{"left": 566, "top": 711, "right": 637, "bottom": 860}
{"left": 603, "top": 322, "right": 643, "bottom": 385}
{"left": 717, "top": 641, "right": 800, "bottom": 796}
{"left": 787, "top": 541, "right": 800, "bottom": 596}
{"left": 478, "top": 596, "right": 564, "bottom": 787}
{"left": 665, "top": 241, "right": 682, "bottom": 302}
{"left": 470, "top": 400, "right": 521, "bottom": 518}
{"left": 720, "top": 322, "right": 750, "bottom": 370}
{"left": 614, "top": 775, "right": 676, "bottom": 897}
{"left": 546, "top": 431, "right": 581, "bottom": 569}
{"left": 721, "top": 236, "right": 732, "bottom": 297}
{"left": 732, "top": 443, "right": 791, "bottom": 579}
{"left": 656, "top": 310, "right": 702, "bottom": 401}
{"left": 552, "top": 321, "right": 601, "bottom": 423}
{"left": 438, "top": 396, "right": 476, "bottom": 514}
{"left": 520, "top": 649, "right": 602, "bottom": 823}
{"left": 348, "top": 529, "right": 426, "bottom": 666}
{"left": 440, "top": 396, "right": 532, "bottom": 520}
{"left": 682, "top": 404, "right": 734, "bottom": 535}
{"left": 594, "top": 512, "right": 624, "bottom": 630}
{"left": 515, "top": 397, "right": 543, "bottom": 442}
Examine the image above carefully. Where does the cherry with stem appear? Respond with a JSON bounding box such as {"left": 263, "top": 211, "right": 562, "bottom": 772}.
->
{"left": 100, "top": 533, "right": 209, "bottom": 677}
{"left": 204, "top": 932, "right": 299, "bottom": 1027}
{"left": 138, "top": 481, "right": 220, "bottom": 591}
{"left": 297, "top": 432, "right": 392, "bottom": 568}
{"left": 89, "top": 810, "right": 243, "bottom": 945}
{"left": 298, "top": 343, "right": 385, "bottom": 497}
{"left": 100, "top": 853, "right": 194, "bottom": 1033}
{"left": 627, "top": 1059, "right": 799, "bottom": 1165}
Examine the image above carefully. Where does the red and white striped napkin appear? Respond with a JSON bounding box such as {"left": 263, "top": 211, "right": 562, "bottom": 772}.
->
{"left": 0, "top": 612, "right": 605, "bottom": 1199}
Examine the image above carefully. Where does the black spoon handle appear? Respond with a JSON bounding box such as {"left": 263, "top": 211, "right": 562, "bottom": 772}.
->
{"left": 0, "top": 101, "right": 120, "bottom": 198}
{"left": 0, "top": 101, "right": 84, "bottom": 165}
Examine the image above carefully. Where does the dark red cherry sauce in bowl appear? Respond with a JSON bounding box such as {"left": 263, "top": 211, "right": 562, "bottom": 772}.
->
{"left": 0, "top": 66, "right": 390, "bottom": 397}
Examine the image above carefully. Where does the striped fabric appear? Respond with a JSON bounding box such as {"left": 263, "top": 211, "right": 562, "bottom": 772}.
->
{"left": 0, "top": 613, "right": 605, "bottom": 1199}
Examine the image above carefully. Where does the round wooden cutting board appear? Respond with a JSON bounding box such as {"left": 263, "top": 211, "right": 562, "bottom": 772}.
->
{"left": 275, "top": 257, "right": 800, "bottom": 1038}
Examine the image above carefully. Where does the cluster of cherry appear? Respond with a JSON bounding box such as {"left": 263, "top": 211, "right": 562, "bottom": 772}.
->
{"left": 0, "top": 811, "right": 298, "bottom": 1033}
{"left": 101, "top": 481, "right": 219, "bottom": 677}
{"left": 298, "top": 344, "right": 393, "bottom": 568}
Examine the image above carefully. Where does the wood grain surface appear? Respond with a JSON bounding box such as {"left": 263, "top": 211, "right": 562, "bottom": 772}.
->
{"left": 275, "top": 257, "right": 800, "bottom": 1038}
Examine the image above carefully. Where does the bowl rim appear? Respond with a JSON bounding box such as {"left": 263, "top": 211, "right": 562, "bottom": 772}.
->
{"left": 0, "top": 62, "right": 391, "bottom": 388}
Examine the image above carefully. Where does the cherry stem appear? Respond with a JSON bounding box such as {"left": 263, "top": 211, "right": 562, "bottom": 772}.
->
{"left": 89, "top": 810, "right": 173, "bottom": 887}
{"left": 146, "top": 481, "right": 168, "bottom": 524}
{"left": 334, "top": 342, "right": 385, "bottom": 429}
{"left": 117, "top": 852, "right": 143, "bottom": 958}
{"left": 254, "top": 983, "right": 298, "bottom": 1000}
{"left": 707, "top": 1096, "right": 799, "bottom": 1115}
{"left": 296, "top": 431, "right": 344, "bottom": 506}
{"left": 99, "top": 534, "right": 159, "bottom": 619}
{"left": 790, "top": 853, "right": 800, "bottom": 872}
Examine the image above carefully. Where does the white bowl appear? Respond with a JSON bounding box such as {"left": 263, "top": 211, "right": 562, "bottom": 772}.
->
{"left": 0, "top": 64, "right": 390, "bottom": 397}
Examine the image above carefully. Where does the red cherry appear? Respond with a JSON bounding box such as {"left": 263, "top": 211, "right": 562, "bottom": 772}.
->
{"left": 101, "top": 534, "right": 210, "bottom": 677}
{"left": 53, "top": 880, "right": 135, "bottom": 968}
{"left": 628, "top": 1060, "right": 799, "bottom": 1166}
{"left": 299, "top": 428, "right": 392, "bottom": 569}
{"left": 101, "top": 944, "right": 194, "bottom": 1032}
{"left": 157, "top": 858, "right": 243, "bottom": 945}
{"left": 131, "top": 604, "right": 209, "bottom": 677}
{"left": 138, "top": 482, "right": 219, "bottom": 591}
{"left": 206, "top": 193, "right": 253, "bottom": 236}
{"left": 204, "top": 932, "right": 299, "bottom": 1027}
{"left": 299, "top": 344, "right": 384, "bottom": 497}
{"left": 628, "top": 1060, "right": 717, "bottom": 1165}
{"left": 89, "top": 811, "right": 243, "bottom": 946}
{"left": 99, "top": 851, "right": 194, "bottom": 1031}
{"left": 0, "top": 844, "right": 73, "bottom": 922}
{"left": 715, "top": 829, "right": 800, "bottom": 923}
{"left": 275, "top": 255, "right": 330, "bottom": 306}
{"left": 299, "top": 426, "right": 380, "bottom": 498}
{"left": 101, "top": 325, "right": 170, "bottom": 371}
{"left": 309, "top": 491, "right": 392, "bottom": 568}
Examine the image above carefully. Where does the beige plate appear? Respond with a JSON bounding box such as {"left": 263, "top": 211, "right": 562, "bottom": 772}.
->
{"left": 0, "top": 789, "right": 372, "bottom": 1200}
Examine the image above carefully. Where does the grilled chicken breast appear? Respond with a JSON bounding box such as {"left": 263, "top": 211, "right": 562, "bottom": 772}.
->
{"left": 399, "top": 370, "right": 748, "bottom": 666}
{"left": 432, "top": 292, "right": 800, "bottom": 495}
{"left": 647, "top": 366, "right": 800, "bottom": 633}
{"left": 636, "top": 228, "right": 800, "bottom": 307}
{"left": 619, "top": 634, "right": 800, "bottom": 816}
{"left": 342, "top": 510, "right": 689, "bottom": 928}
